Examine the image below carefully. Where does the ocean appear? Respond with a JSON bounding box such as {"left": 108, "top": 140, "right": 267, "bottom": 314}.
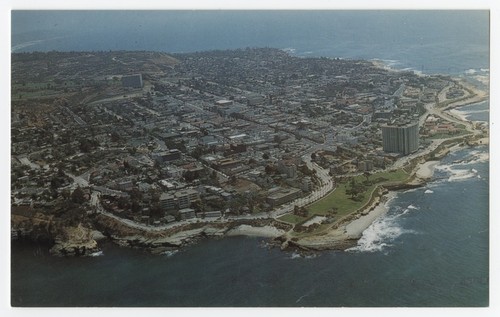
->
{"left": 10, "top": 11, "right": 489, "bottom": 307}
{"left": 11, "top": 146, "right": 489, "bottom": 307}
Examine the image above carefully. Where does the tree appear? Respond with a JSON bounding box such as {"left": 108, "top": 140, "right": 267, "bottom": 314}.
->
{"left": 363, "top": 171, "right": 371, "bottom": 183}
{"left": 117, "top": 196, "right": 128, "bottom": 209}
{"left": 191, "top": 200, "right": 204, "bottom": 213}
{"left": 184, "top": 170, "right": 196, "bottom": 182}
{"left": 210, "top": 170, "right": 218, "bottom": 180}
{"left": 273, "top": 135, "right": 282, "bottom": 144}
{"left": 50, "top": 177, "right": 62, "bottom": 190}
{"left": 131, "top": 200, "right": 142, "bottom": 213}
{"left": 229, "top": 175, "right": 238, "bottom": 185}
{"left": 130, "top": 188, "right": 143, "bottom": 201}
{"left": 57, "top": 165, "right": 65, "bottom": 178}
{"left": 293, "top": 205, "right": 308, "bottom": 217}
{"left": 123, "top": 160, "right": 131, "bottom": 171}
{"left": 345, "top": 186, "right": 355, "bottom": 199}
{"left": 265, "top": 164, "right": 275, "bottom": 175}
{"left": 150, "top": 204, "right": 164, "bottom": 219}
{"left": 345, "top": 178, "right": 364, "bottom": 200}
{"left": 151, "top": 192, "right": 160, "bottom": 204}
{"left": 71, "top": 186, "right": 85, "bottom": 204}
{"left": 61, "top": 189, "right": 71, "bottom": 200}
{"left": 262, "top": 152, "right": 270, "bottom": 160}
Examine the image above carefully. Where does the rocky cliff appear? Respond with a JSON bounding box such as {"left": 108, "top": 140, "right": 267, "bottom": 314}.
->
{"left": 11, "top": 207, "right": 101, "bottom": 256}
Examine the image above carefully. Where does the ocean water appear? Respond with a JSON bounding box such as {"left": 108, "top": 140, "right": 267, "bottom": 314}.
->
{"left": 11, "top": 147, "right": 489, "bottom": 307}
{"left": 454, "top": 101, "right": 489, "bottom": 123}
{"left": 12, "top": 11, "right": 489, "bottom": 75}
{"left": 10, "top": 11, "right": 489, "bottom": 307}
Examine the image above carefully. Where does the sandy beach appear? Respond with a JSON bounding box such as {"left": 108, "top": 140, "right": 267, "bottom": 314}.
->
{"left": 344, "top": 191, "right": 397, "bottom": 239}
{"left": 415, "top": 161, "right": 440, "bottom": 179}
{"left": 225, "top": 225, "right": 285, "bottom": 238}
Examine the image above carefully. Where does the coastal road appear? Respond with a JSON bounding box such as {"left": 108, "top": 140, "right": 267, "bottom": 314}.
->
{"left": 393, "top": 83, "right": 485, "bottom": 169}
{"left": 269, "top": 155, "right": 335, "bottom": 218}
{"left": 89, "top": 152, "right": 335, "bottom": 232}
{"left": 86, "top": 81, "right": 486, "bottom": 235}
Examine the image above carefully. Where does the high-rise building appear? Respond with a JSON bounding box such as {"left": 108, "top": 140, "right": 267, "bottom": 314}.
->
{"left": 381, "top": 121, "right": 419, "bottom": 155}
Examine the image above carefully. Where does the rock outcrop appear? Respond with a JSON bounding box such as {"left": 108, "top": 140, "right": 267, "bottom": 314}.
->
{"left": 11, "top": 208, "right": 56, "bottom": 243}
{"left": 12, "top": 207, "right": 102, "bottom": 256}
{"left": 49, "top": 224, "right": 101, "bottom": 256}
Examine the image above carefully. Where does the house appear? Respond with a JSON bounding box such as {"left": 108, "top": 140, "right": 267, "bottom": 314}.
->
{"left": 196, "top": 210, "right": 222, "bottom": 219}
{"left": 266, "top": 187, "right": 302, "bottom": 207}
{"left": 179, "top": 208, "right": 196, "bottom": 220}
{"left": 152, "top": 149, "right": 181, "bottom": 163}
{"left": 278, "top": 160, "right": 297, "bottom": 178}
{"left": 160, "top": 193, "right": 176, "bottom": 211}
{"left": 159, "top": 188, "right": 200, "bottom": 211}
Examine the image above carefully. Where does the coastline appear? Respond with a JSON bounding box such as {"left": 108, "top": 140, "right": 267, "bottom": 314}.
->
{"left": 448, "top": 101, "right": 488, "bottom": 123}
{"left": 10, "top": 60, "right": 489, "bottom": 256}
{"left": 225, "top": 224, "right": 285, "bottom": 238}
{"left": 12, "top": 124, "right": 484, "bottom": 256}
{"left": 344, "top": 191, "right": 397, "bottom": 239}
{"left": 283, "top": 77, "right": 488, "bottom": 252}
{"left": 415, "top": 161, "right": 440, "bottom": 180}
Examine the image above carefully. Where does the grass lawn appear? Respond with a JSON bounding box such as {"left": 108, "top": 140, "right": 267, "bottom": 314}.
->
{"left": 278, "top": 213, "right": 306, "bottom": 225}
{"left": 306, "top": 169, "right": 409, "bottom": 218}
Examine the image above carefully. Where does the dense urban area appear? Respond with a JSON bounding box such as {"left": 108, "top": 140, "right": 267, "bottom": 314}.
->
{"left": 11, "top": 48, "right": 488, "bottom": 255}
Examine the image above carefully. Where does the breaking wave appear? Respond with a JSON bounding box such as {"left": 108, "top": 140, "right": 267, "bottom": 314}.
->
{"left": 448, "top": 169, "right": 478, "bottom": 182}
{"left": 462, "top": 152, "right": 489, "bottom": 165}
{"left": 289, "top": 252, "right": 318, "bottom": 260}
{"left": 436, "top": 163, "right": 481, "bottom": 182}
{"left": 282, "top": 47, "right": 297, "bottom": 54}
{"left": 434, "top": 151, "right": 486, "bottom": 182}
{"left": 465, "top": 68, "right": 489, "bottom": 75}
{"left": 438, "top": 165, "right": 477, "bottom": 182}
{"left": 347, "top": 205, "right": 418, "bottom": 253}
{"left": 162, "top": 250, "right": 179, "bottom": 257}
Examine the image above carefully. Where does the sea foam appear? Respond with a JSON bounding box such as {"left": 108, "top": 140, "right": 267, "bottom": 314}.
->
{"left": 347, "top": 206, "right": 417, "bottom": 253}
{"left": 436, "top": 161, "right": 480, "bottom": 182}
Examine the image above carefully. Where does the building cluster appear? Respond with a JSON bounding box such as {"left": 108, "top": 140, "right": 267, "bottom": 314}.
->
{"left": 11, "top": 48, "right": 455, "bottom": 225}
{"left": 421, "top": 115, "right": 463, "bottom": 138}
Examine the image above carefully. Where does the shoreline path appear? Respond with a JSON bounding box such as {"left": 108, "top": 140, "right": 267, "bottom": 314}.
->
{"left": 88, "top": 77, "right": 488, "bottom": 237}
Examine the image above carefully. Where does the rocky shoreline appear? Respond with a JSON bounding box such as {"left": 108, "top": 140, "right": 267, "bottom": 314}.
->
{"left": 11, "top": 135, "right": 484, "bottom": 256}
{"left": 11, "top": 79, "right": 488, "bottom": 256}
